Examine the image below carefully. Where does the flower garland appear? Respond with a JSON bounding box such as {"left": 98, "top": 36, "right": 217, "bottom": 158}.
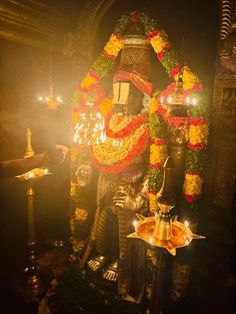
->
{"left": 105, "top": 113, "right": 148, "bottom": 138}
{"left": 137, "top": 12, "right": 208, "bottom": 212}
{"left": 90, "top": 124, "right": 149, "bottom": 173}
{"left": 71, "top": 15, "right": 131, "bottom": 119}
{"left": 71, "top": 10, "right": 209, "bottom": 233}
{"left": 72, "top": 11, "right": 202, "bottom": 125}
{"left": 183, "top": 105, "right": 209, "bottom": 203}
{"left": 148, "top": 90, "right": 209, "bottom": 211}
{"left": 148, "top": 96, "right": 168, "bottom": 212}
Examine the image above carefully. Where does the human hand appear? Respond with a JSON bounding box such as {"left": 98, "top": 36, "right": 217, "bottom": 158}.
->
{"left": 44, "top": 144, "right": 69, "bottom": 164}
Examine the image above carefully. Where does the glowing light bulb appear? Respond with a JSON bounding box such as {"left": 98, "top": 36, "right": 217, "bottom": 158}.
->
{"left": 167, "top": 96, "right": 172, "bottom": 104}
{"left": 133, "top": 220, "right": 137, "bottom": 228}
{"left": 160, "top": 96, "right": 164, "bottom": 104}
{"left": 38, "top": 96, "right": 43, "bottom": 101}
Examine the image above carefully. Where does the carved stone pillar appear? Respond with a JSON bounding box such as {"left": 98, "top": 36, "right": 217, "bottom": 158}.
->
{"left": 191, "top": 1, "right": 236, "bottom": 313}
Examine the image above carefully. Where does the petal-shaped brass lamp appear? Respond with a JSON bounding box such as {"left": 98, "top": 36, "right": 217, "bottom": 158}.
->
{"left": 128, "top": 157, "right": 205, "bottom": 255}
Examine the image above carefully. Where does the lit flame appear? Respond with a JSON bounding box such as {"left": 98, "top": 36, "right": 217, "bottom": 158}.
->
{"left": 28, "top": 172, "right": 34, "bottom": 178}
{"left": 167, "top": 96, "right": 172, "bottom": 104}
{"left": 56, "top": 96, "right": 62, "bottom": 103}
{"left": 96, "top": 112, "right": 102, "bottom": 119}
{"left": 192, "top": 98, "right": 197, "bottom": 106}
{"left": 73, "top": 111, "right": 106, "bottom": 145}
{"left": 184, "top": 220, "right": 189, "bottom": 227}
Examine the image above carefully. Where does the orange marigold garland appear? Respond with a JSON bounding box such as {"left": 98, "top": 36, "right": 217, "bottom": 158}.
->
{"left": 90, "top": 126, "right": 149, "bottom": 173}
{"left": 148, "top": 95, "right": 167, "bottom": 213}
{"left": 70, "top": 11, "right": 209, "bottom": 253}
{"left": 105, "top": 113, "right": 148, "bottom": 138}
{"left": 183, "top": 104, "right": 209, "bottom": 204}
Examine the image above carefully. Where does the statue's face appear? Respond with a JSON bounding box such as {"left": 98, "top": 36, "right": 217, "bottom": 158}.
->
{"left": 113, "top": 82, "right": 143, "bottom": 116}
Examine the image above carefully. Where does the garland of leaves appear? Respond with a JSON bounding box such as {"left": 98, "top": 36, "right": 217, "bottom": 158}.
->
{"left": 70, "top": 10, "right": 209, "bottom": 251}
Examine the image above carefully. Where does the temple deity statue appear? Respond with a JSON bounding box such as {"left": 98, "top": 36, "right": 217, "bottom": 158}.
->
{"left": 70, "top": 11, "right": 207, "bottom": 306}
{"left": 74, "top": 23, "right": 153, "bottom": 301}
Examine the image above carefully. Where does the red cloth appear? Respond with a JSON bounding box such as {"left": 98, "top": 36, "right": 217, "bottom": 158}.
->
{"left": 113, "top": 70, "right": 153, "bottom": 96}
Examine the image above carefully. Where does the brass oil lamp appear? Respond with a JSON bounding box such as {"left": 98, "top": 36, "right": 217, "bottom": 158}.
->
{"left": 128, "top": 156, "right": 205, "bottom": 255}
{"left": 128, "top": 156, "right": 205, "bottom": 314}
{"left": 12, "top": 128, "right": 52, "bottom": 302}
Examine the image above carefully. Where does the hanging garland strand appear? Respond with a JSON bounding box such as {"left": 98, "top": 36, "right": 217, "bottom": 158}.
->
{"left": 71, "top": 10, "right": 209, "bottom": 230}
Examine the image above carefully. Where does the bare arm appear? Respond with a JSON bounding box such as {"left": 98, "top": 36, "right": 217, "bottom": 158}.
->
{"left": 0, "top": 145, "right": 69, "bottom": 179}
{"left": 0, "top": 154, "right": 45, "bottom": 179}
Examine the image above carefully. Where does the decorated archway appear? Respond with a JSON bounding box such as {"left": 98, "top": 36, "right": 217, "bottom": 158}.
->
{"left": 69, "top": 11, "right": 209, "bottom": 308}
{"left": 71, "top": 10, "right": 208, "bottom": 211}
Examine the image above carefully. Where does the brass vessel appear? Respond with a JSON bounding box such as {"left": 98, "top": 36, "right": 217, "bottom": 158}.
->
{"left": 128, "top": 157, "right": 205, "bottom": 256}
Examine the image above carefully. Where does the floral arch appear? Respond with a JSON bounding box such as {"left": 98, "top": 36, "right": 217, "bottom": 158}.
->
{"left": 70, "top": 11, "right": 209, "bottom": 218}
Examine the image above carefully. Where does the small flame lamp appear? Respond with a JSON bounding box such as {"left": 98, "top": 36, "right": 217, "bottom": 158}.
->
{"left": 128, "top": 156, "right": 205, "bottom": 314}
{"left": 73, "top": 102, "right": 106, "bottom": 145}
{"left": 13, "top": 128, "right": 52, "bottom": 302}
{"left": 159, "top": 76, "right": 199, "bottom": 116}
{"left": 128, "top": 156, "right": 205, "bottom": 254}
{"left": 38, "top": 53, "right": 62, "bottom": 110}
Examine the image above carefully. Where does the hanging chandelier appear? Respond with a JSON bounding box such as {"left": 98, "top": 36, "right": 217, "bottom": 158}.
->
{"left": 38, "top": 52, "right": 63, "bottom": 110}
{"left": 73, "top": 102, "right": 106, "bottom": 146}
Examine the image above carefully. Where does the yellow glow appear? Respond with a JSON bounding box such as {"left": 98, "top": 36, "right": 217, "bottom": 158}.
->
{"left": 167, "top": 96, "right": 172, "bottom": 104}
{"left": 56, "top": 96, "right": 62, "bottom": 103}
{"left": 184, "top": 220, "right": 189, "bottom": 227}
{"left": 192, "top": 98, "right": 197, "bottom": 105}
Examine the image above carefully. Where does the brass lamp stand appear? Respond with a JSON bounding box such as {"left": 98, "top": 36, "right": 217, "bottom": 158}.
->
{"left": 13, "top": 129, "right": 53, "bottom": 302}
{"left": 128, "top": 156, "right": 205, "bottom": 314}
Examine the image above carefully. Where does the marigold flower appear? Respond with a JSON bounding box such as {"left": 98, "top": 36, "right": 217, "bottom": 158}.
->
{"left": 150, "top": 143, "right": 168, "bottom": 165}
{"left": 150, "top": 31, "right": 168, "bottom": 54}
{"left": 182, "top": 66, "right": 200, "bottom": 90}
{"left": 189, "top": 124, "right": 209, "bottom": 146}
{"left": 183, "top": 173, "right": 203, "bottom": 197}
{"left": 103, "top": 34, "right": 124, "bottom": 58}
